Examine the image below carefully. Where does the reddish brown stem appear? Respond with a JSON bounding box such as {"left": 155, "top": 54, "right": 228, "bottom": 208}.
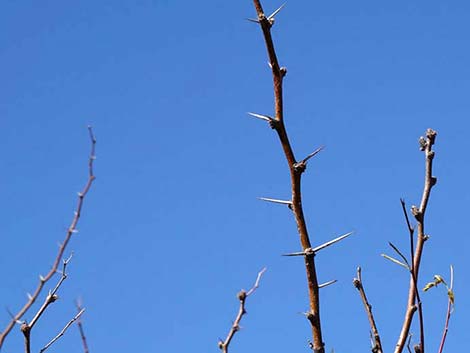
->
{"left": 251, "top": 2, "right": 324, "bottom": 351}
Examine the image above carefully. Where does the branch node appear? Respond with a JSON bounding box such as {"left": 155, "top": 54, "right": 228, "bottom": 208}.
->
{"left": 426, "top": 128, "right": 437, "bottom": 144}
{"left": 411, "top": 205, "right": 422, "bottom": 222}
{"left": 237, "top": 290, "right": 247, "bottom": 301}
{"left": 418, "top": 136, "right": 427, "bottom": 151}
{"left": 293, "top": 161, "right": 306, "bottom": 174}
{"left": 428, "top": 150, "right": 435, "bottom": 160}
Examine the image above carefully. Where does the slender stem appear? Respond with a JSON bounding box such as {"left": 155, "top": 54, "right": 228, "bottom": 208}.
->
{"left": 76, "top": 300, "right": 90, "bottom": 353}
{"left": 353, "top": 267, "right": 383, "bottom": 353}
{"left": 219, "top": 268, "right": 266, "bottom": 353}
{"left": 395, "top": 129, "right": 437, "bottom": 353}
{"left": 437, "top": 266, "right": 454, "bottom": 353}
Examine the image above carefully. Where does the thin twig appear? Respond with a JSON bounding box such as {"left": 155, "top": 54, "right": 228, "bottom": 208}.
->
{"left": 75, "top": 300, "right": 90, "bottom": 353}
{"left": 437, "top": 266, "right": 454, "bottom": 353}
{"left": 218, "top": 268, "right": 266, "bottom": 353}
{"left": 39, "top": 308, "right": 85, "bottom": 353}
{"left": 0, "top": 127, "right": 97, "bottom": 348}
{"left": 353, "top": 267, "right": 383, "bottom": 353}
{"left": 395, "top": 129, "right": 438, "bottom": 353}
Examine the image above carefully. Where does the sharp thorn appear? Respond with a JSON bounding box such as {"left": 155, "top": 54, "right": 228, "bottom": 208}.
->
{"left": 312, "top": 231, "right": 354, "bottom": 253}
{"left": 319, "top": 279, "right": 338, "bottom": 289}
{"left": 282, "top": 251, "right": 306, "bottom": 257}
{"left": 258, "top": 197, "right": 292, "bottom": 205}
{"left": 246, "top": 18, "right": 260, "bottom": 23}
{"left": 248, "top": 112, "right": 272, "bottom": 122}
{"left": 282, "top": 248, "right": 314, "bottom": 257}
{"left": 302, "top": 146, "right": 325, "bottom": 163}
{"left": 268, "top": 3, "right": 286, "bottom": 20}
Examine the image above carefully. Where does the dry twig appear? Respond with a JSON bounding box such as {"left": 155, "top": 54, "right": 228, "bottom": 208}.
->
{"left": 0, "top": 127, "right": 97, "bottom": 348}
{"left": 39, "top": 308, "right": 85, "bottom": 353}
{"left": 218, "top": 268, "right": 266, "bottom": 353}
{"left": 353, "top": 267, "right": 383, "bottom": 353}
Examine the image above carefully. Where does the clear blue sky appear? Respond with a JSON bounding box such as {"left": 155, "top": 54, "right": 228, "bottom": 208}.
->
{"left": 1, "top": 1, "right": 468, "bottom": 352}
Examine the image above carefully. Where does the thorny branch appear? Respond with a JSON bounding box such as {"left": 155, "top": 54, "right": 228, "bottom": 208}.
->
{"left": 353, "top": 267, "right": 383, "bottom": 353}
{"left": 394, "top": 129, "right": 438, "bottom": 353}
{"left": 0, "top": 126, "right": 97, "bottom": 349}
{"left": 249, "top": 2, "right": 352, "bottom": 352}
{"left": 218, "top": 268, "right": 266, "bottom": 353}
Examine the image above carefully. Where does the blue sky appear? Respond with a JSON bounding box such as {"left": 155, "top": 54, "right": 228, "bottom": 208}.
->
{"left": 1, "top": 1, "right": 469, "bottom": 352}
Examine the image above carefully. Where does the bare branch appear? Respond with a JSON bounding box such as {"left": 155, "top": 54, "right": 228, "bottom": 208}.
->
{"left": 39, "top": 308, "right": 85, "bottom": 353}
{"left": 75, "top": 300, "right": 90, "bottom": 353}
{"left": 353, "top": 267, "right": 383, "bottom": 353}
{"left": 218, "top": 268, "right": 266, "bottom": 353}
{"left": 395, "top": 129, "right": 438, "bottom": 353}
{"left": 0, "top": 127, "right": 97, "bottom": 348}
{"left": 21, "top": 256, "right": 73, "bottom": 353}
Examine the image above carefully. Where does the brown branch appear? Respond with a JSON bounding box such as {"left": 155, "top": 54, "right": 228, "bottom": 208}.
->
{"left": 250, "top": 2, "right": 327, "bottom": 351}
{"left": 75, "top": 300, "right": 90, "bottom": 353}
{"left": 218, "top": 268, "right": 266, "bottom": 353}
{"left": 395, "top": 129, "right": 437, "bottom": 353}
{"left": 39, "top": 308, "right": 85, "bottom": 353}
{"left": 353, "top": 267, "right": 383, "bottom": 353}
{"left": 399, "top": 198, "right": 427, "bottom": 353}
{"left": 0, "top": 126, "right": 97, "bottom": 349}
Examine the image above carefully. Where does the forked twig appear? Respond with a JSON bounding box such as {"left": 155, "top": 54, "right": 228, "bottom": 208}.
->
{"left": 0, "top": 127, "right": 97, "bottom": 349}
{"left": 395, "top": 129, "right": 438, "bottom": 353}
{"left": 21, "top": 255, "right": 73, "bottom": 353}
{"left": 218, "top": 268, "right": 266, "bottom": 353}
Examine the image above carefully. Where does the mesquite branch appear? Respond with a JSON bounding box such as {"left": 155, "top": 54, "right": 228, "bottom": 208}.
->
{"left": 218, "top": 268, "right": 266, "bottom": 353}
{"left": 249, "top": 2, "right": 354, "bottom": 352}
{"left": 0, "top": 126, "right": 97, "bottom": 349}
{"left": 394, "top": 129, "right": 438, "bottom": 353}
